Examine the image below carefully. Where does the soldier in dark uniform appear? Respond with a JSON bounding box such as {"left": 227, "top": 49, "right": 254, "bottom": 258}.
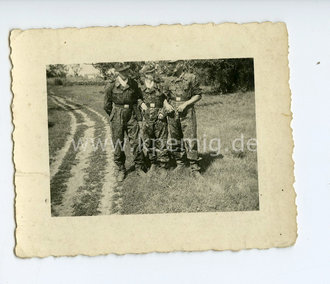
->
{"left": 163, "top": 60, "right": 203, "bottom": 178}
{"left": 139, "top": 63, "right": 169, "bottom": 176}
{"left": 104, "top": 63, "right": 145, "bottom": 182}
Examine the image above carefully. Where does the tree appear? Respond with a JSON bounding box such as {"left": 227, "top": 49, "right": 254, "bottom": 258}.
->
{"left": 70, "top": 64, "right": 82, "bottom": 77}
{"left": 190, "top": 58, "right": 254, "bottom": 93}
{"left": 91, "top": 59, "right": 254, "bottom": 93}
{"left": 92, "top": 63, "right": 115, "bottom": 80}
{"left": 46, "top": 64, "right": 69, "bottom": 78}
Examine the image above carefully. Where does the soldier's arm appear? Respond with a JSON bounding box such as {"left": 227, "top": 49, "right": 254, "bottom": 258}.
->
{"left": 161, "top": 79, "right": 170, "bottom": 98}
{"left": 183, "top": 75, "right": 202, "bottom": 107}
{"left": 133, "top": 80, "right": 143, "bottom": 101}
{"left": 139, "top": 99, "right": 148, "bottom": 111}
{"left": 136, "top": 83, "right": 144, "bottom": 107}
{"left": 161, "top": 79, "right": 175, "bottom": 113}
{"left": 130, "top": 80, "right": 144, "bottom": 121}
{"left": 134, "top": 81, "right": 148, "bottom": 111}
{"left": 163, "top": 99, "right": 174, "bottom": 112}
{"left": 103, "top": 83, "right": 113, "bottom": 116}
{"left": 176, "top": 94, "right": 201, "bottom": 115}
{"left": 183, "top": 94, "right": 202, "bottom": 108}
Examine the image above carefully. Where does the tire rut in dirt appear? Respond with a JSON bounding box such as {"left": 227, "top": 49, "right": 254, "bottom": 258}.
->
{"left": 54, "top": 96, "right": 100, "bottom": 216}
{"left": 54, "top": 96, "right": 117, "bottom": 216}
{"left": 50, "top": 97, "right": 88, "bottom": 216}
{"left": 49, "top": 97, "right": 77, "bottom": 180}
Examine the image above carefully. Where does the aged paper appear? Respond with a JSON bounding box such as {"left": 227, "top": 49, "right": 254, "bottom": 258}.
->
{"left": 11, "top": 22, "right": 296, "bottom": 257}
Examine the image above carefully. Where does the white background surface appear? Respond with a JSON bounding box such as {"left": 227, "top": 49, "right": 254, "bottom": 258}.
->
{"left": 0, "top": 1, "right": 329, "bottom": 283}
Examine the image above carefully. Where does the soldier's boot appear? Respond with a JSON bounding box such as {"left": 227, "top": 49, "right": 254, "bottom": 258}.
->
{"left": 191, "top": 170, "right": 203, "bottom": 179}
{"left": 135, "top": 166, "right": 147, "bottom": 177}
{"left": 158, "top": 162, "right": 168, "bottom": 179}
{"left": 190, "top": 161, "right": 203, "bottom": 179}
{"left": 148, "top": 163, "right": 158, "bottom": 175}
{"left": 173, "top": 160, "right": 186, "bottom": 174}
{"left": 117, "top": 170, "right": 126, "bottom": 183}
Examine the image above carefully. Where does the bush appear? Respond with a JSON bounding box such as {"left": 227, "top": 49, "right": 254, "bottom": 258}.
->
{"left": 47, "top": 59, "right": 255, "bottom": 94}
{"left": 190, "top": 58, "right": 255, "bottom": 94}
{"left": 54, "top": 78, "right": 64, "bottom": 85}
{"left": 47, "top": 77, "right": 106, "bottom": 87}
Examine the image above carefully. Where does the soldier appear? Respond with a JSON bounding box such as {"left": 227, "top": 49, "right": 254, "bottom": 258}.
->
{"left": 162, "top": 60, "right": 203, "bottom": 178}
{"left": 139, "top": 63, "right": 169, "bottom": 176}
{"left": 104, "top": 62, "right": 145, "bottom": 182}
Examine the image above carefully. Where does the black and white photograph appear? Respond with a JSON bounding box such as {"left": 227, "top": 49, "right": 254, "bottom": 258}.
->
{"left": 3, "top": 1, "right": 330, "bottom": 282}
{"left": 11, "top": 22, "right": 296, "bottom": 257}
{"left": 47, "top": 58, "right": 258, "bottom": 216}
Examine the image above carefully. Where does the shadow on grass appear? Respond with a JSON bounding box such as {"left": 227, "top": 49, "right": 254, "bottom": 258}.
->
{"left": 132, "top": 151, "right": 224, "bottom": 174}
{"left": 197, "top": 101, "right": 224, "bottom": 107}
{"left": 199, "top": 151, "right": 224, "bottom": 173}
{"left": 66, "top": 103, "right": 84, "bottom": 111}
{"left": 48, "top": 102, "right": 84, "bottom": 113}
{"left": 48, "top": 106, "right": 67, "bottom": 112}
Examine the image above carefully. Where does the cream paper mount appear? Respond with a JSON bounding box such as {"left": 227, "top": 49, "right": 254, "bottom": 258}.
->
{"left": 11, "top": 22, "right": 296, "bottom": 257}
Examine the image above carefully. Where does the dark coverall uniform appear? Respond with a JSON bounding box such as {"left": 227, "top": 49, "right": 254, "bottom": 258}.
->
{"left": 139, "top": 82, "right": 169, "bottom": 167}
{"left": 104, "top": 77, "right": 144, "bottom": 171}
{"left": 163, "top": 72, "right": 202, "bottom": 171}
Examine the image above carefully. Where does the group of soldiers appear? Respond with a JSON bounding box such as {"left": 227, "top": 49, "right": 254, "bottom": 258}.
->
{"left": 104, "top": 60, "right": 203, "bottom": 182}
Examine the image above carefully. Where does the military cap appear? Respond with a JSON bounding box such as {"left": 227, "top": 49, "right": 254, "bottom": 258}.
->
{"left": 168, "top": 59, "right": 182, "bottom": 64}
{"left": 114, "top": 62, "right": 130, "bottom": 72}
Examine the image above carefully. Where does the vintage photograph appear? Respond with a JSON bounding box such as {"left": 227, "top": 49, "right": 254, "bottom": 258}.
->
{"left": 12, "top": 23, "right": 296, "bottom": 256}
{"left": 47, "top": 58, "right": 258, "bottom": 217}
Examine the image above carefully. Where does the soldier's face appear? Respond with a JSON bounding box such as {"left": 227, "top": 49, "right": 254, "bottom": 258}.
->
{"left": 174, "top": 65, "right": 183, "bottom": 76}
{"left": 167, "top": 64, "right": 176, "bottom": 75}
{"left": 145, "top": 74, "right": 154, "bottom": 82}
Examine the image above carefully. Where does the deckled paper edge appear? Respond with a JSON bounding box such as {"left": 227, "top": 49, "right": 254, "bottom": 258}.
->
{"left": 10, "top": 22, "right": 297, "bottom": 257}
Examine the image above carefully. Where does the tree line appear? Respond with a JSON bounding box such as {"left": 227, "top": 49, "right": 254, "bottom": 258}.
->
{"left": 47, "top": 58, "right": 254, "bottom": 94}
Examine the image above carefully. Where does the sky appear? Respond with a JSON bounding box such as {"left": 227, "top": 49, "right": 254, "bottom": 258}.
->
{"left": 67, "top": 63, "right": 99, "bottom": 76}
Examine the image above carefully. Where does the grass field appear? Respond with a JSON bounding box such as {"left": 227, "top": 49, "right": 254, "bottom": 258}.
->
{"left": 48, "top": 98, "right": 72, "bottom": 166}
{"left": 48, "top": 84, "right": 259, "bottom": 215}
{"left": 120, "top": 90, "right": 259, "bottom": 214}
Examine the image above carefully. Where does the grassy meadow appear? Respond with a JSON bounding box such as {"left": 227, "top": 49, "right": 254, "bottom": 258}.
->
{"left": 48, "top": 84, "right": 259, "bottom": 215}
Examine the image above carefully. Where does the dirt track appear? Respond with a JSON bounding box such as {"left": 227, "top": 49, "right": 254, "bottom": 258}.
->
{"left": 49, "top": 95, "right": 116, "bottom": 216}
{"left": 48, "top": 86, "right": 259, "bottom": 215}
